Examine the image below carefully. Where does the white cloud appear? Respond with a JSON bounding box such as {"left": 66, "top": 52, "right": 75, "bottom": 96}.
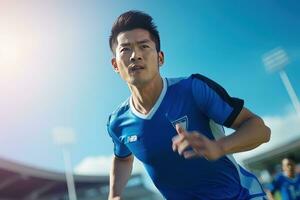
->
{"left": 234, "top": 109, "right": 300, "bottom": 162}
{"left": 74, "top": 155, "right": 144, "bottom": 176}
{"left": 74, "top": 155, "right": 160, "bottom": 193}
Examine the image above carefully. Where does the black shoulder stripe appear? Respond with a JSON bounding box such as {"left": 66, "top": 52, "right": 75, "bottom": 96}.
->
{"left": 191, "top": 74, "right": 244, "bottom": 127}
{"left": 191, "top": 74, "right": 230, "bottom": 100}
{"left": 223, "top": 98, "right": 244, "bottom": 127}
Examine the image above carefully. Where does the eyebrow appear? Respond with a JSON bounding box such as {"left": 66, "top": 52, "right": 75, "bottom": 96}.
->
{"left": 119, "top": 39, "right": 151, "bottom": 47}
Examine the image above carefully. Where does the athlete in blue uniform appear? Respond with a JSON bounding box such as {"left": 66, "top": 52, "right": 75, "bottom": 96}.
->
{"left": 107, "top": 10, "right": 271, "bottom": 200}
{"left": 267, "top": 156, "right": 300, "bottom": 200}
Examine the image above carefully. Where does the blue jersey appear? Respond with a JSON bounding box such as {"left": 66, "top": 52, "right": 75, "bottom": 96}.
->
{"left": 107, "top": 74, "right": 266, "bottom": 200}
{"left": 269, "top": 173, "right": 300, "bottom": 200}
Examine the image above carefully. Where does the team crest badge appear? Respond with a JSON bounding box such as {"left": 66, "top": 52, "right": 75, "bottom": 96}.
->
{"left": 171, "top": 116, "right": 189, "bottom": 130}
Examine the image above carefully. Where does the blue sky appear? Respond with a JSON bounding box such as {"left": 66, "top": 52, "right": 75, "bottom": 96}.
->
{"left": 0, "top": 0, "right": 300, "bottom": 177}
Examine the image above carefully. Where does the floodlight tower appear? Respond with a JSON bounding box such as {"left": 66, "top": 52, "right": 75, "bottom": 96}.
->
{"left": 262, "top": 47, "right": 300, "bottom": 117}
{"left": 52, "top": 127, "right": 77, "bottom": 200}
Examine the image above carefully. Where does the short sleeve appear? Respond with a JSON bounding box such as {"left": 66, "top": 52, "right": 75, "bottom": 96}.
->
{"left": 107, "top": 115, "right": 132, "bottom": 158}
{"left": 191, "top": 74, "right": 244, "bottom": 128}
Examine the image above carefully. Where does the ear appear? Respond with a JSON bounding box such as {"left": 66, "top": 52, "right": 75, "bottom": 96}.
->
{"left": 111, "top": 58, "right": 119, "bottom": 73}
{"left": 158, "top": 51, "right": 164, "bottom": 67}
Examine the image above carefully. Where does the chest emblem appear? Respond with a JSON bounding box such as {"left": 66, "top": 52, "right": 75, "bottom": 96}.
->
{"left": 170, "top": 115, "right": 189, "bottom": 130}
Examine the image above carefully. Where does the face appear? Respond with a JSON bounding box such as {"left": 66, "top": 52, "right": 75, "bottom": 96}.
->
{"left": 111, "top": 28, "right": 164, "bottom": 86}
{"left": 282, "top": 158, "right": 296, "bottom": 177}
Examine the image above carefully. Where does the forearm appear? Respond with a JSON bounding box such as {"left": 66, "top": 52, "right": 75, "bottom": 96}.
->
{"left": 217, "top": 116, "right": 270, "bottom": 155}
{"left": 266, "top": 190, "right": 275, "bottom": 200}
{"left": 109, "top": 155, "right": 134, "bottom": 199}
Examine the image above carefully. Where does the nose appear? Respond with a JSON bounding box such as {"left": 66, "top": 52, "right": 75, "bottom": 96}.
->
{"left": 130, "top": 48, "right": 142, "bottom": 62}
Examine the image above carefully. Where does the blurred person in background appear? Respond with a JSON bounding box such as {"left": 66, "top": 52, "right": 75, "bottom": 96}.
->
{"left": 267, "top": 156, "right": 300, "bottom": 200}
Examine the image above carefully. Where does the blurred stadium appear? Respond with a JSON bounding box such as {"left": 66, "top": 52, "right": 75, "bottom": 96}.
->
{"left": 0, "top": 157, "right": 163, "bottom": 200}
{"left": 1, "top": 1, "right": 299, "bottom": 199}
{"left": 243, "top": 137, "right": 300, "bottom": 184}
{"left": 0, "top": 136, "right": 299, "bottom": 200}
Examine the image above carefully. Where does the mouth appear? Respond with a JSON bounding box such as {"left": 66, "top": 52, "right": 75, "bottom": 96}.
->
{"left": 129, "top": 65, "right": 145, "bottom": 73}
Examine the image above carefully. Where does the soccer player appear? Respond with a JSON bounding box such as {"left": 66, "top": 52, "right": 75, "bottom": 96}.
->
{"left": 107, "top": 10, "right": 271, "bottom": 200}
{"left": 267, "top": 156, "right": 300, "bottom": 200}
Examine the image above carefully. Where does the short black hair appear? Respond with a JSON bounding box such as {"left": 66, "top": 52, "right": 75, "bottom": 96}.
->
{"left": 109, "top": 10, "right": 160, "bottom": 54}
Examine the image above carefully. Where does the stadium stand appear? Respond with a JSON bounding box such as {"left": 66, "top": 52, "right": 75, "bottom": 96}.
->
{"left": 0, "top": 157, "right": 162, "bottom": 200}
{"left": 243, "top": 137, "right": 300, "bottom": 175}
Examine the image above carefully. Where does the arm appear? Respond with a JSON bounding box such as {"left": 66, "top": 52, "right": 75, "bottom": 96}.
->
{"left": 109, "top": 155, "right": 134, "bottom": 200}
{"left": 266, "top": 190, "right": 275, "bottom": 200}
{"left": 172, "top": 107, "right": 270, "bottom": 160}
{"left": 265, "top": 176, "right": 278, "bottom": 200}
{"left": 216, "top": 107, "right": 271, "bottom": 155}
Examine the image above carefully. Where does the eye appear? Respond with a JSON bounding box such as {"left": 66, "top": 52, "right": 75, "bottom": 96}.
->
{"left": 141, "top": 44, "right": 149, "bottom": 49}
{"left": 120, "top": 47, "right": 130, "bottom": 52}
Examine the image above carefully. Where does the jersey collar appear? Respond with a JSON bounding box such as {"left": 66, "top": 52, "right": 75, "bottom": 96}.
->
{"left": 129, "top": 77, "right": 167, "bottom": 120}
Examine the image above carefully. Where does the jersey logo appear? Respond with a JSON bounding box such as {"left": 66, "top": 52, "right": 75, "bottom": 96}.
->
{"left": 125, "top": 135, "right": 138, "bottom": 143}
{"left": 171, "top": 116, "right": 189, "bottom": 130}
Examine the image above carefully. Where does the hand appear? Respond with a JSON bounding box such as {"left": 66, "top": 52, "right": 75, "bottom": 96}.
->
{"left": 172, "top": 124, "right": 224, "bottom": 160}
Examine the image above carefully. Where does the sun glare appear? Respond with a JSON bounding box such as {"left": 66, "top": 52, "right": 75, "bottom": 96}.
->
{"left": 0, "top": 35, "right": 19, "bottom": 68}
{"left": 0, "top": 31, "right": 34, "bottom": 79}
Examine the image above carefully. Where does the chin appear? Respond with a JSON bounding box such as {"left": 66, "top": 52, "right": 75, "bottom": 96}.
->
{"left": 128, "top": 78, "right": 148, "bottom": 86}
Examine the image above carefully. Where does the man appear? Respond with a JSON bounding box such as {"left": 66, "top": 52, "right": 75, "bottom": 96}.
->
{"left": 267, "top": 156, "right": 300, "bottom": 200}
{"left": 107, "top": 10, "right": 271, "bottom": 200}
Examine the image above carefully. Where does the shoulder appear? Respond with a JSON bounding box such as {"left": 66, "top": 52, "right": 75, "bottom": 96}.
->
{"left": 165, "top": 74, "right": 212, "bottom": 90}
{"left": 165, "top": 74, "right": 227, "bottom": 103}
{"left": 166, "top": 76, "right": 189, "bottom": 87}
{"left": 107, "top": 98, "right": 130, "bottom": 126}
{"left": 190, "top": 73, "right": 227, "bottom": 93}
{"left": 273, "top": 173, "right": 286, "bottom": 183}
{"left": 191, "top": 73, "right": 214, "bottom": 83}
{"left": 166, "top": 73, "right": 216, "bottom": 84}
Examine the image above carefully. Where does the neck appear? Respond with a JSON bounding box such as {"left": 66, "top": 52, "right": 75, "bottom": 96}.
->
{"left": 129, "top": 75, "right": 163, "bottom": 115}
